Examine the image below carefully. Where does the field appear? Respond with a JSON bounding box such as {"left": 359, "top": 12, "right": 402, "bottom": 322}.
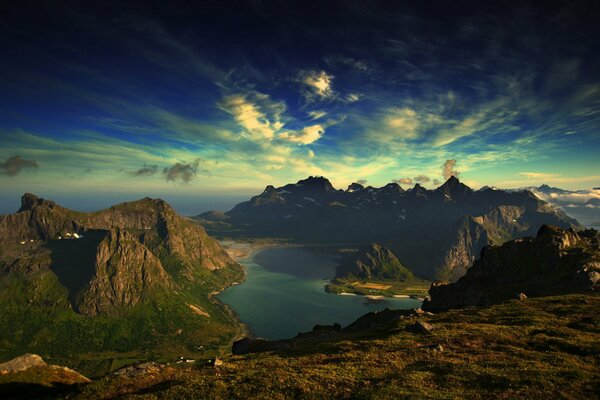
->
{"left": 326, "top": 278, "right": 431, "bottom": 298}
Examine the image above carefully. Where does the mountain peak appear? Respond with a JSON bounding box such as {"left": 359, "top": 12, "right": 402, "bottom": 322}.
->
{"left": 19, "top": 193, "right": 56, "bottom": 212}
{"left": 438, "top": 176, "right": 472, "bottom": 198}
{"left": 346, "top": 182, "right": 365, "bottom": 192}
{"left": 296, "top": 176, "right": 335, "bottom": 191}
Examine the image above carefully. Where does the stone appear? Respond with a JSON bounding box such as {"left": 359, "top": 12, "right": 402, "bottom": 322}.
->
{"left": 407, "top": 321, "right": 434, "bottom": 334}
{"left": 516, "top": 292, "right": 527, "bottom": 300}
{"left": 0, "top": 354, "right": 46, "bottom": 374}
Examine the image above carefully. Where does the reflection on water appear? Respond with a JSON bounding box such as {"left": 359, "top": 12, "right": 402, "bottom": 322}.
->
{"left": 217, "top": 245, "right": 422, "bottom": 340}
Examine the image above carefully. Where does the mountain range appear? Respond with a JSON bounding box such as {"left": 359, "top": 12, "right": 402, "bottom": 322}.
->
{"left": 199, "top": 176, "right": 580, "bottom": 280}
{"left": 0, "top": 193, "right": 244, "bottom": 370}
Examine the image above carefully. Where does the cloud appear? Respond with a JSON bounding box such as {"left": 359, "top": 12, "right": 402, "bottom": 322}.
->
{"left": 279, "top": 125, "right": 324, "bottom": 145}
{"left": 130, "top": 164, "right": 158, "bottom": 176}
{"left": 357, "top": 179, "right": 368, "bottom": 185}
{"left": 414, "top": 175, "right": 430, "bottom": 183}
{"left": 385, "top": 108, "right": 420, "bottom": 139}
{"left": 345, "top": 93, "right": 362, "bottom": 103}
{"left": 442, "top": 159, "right": 460, "bottom": 180}
{"left": 307, "top": 110, "right": 327, "bottom": 120}
{"left": 307, "top": 149, "right": 315, "bottom": 158}
{"left": 218, "top": 92, "right": 285, "bottom": 139}
{"left": 163, "top": 160, "right": 200, "bottom": 184}
{"left": 0, "top": 155, "right": 39, "bottom": 176}
{"left": 300, "top": 70, "right": 333, "bottom": 101}
{"left": 433, "top": 179, "right": 441, "bottom": 186}
{"left": 519, "top": 172, "right": 558, "bottom": 180}
{"left": 393, "top": 177, "right": 413, "bottom": 185}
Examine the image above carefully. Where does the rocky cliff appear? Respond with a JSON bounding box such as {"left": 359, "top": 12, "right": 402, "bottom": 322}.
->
{"left": 423, "top": 225, "right": 600, "bottom": 311}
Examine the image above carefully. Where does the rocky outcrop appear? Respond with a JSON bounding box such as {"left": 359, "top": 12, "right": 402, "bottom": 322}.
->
{"left": 211, "top": 176, "right": 580, "bottom": 280}
{"left": 0, "top": 354, "right": 90, "bottom": 384}
{"left": 335, "top": 243, "right": 416, "bottom": 281}
{"left": 0, "top": 354, "right": 46, "bottom": 374}
{"left": 76, "top": 228, "right": 172, "bottom": 316}
{"left": 423, "top": 226, "right": 600, "bottom": 312}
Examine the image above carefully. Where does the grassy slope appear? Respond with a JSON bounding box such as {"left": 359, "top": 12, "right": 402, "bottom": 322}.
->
{"left": 67, "top": 293, "right": 600, "bottom": 399}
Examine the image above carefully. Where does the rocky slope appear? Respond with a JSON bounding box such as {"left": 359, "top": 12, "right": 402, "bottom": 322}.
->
{"left": 334, "top": 243, "right": 416, "bottom": 281}
{"left": 199, "top": 176, "right": 580, "bottom": 280}
{"left": 0, "top": 193, "right": 244, "bottom": 363}
{"left": 423, "top": 225, "right": 600, "bottom": 311}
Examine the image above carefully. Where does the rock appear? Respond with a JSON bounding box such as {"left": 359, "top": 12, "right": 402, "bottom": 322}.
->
{"left": 407, "top": 321, "right": 434, "bottom": 334}
{"left": 424, "top": 226, "right": 600, "bottom": 312}
{"left": 0, "top": 354, "right": 46, "bottom": 374}
{"left": 213, "top": 357, "right": 223, "bottom": 367}
{"left": 114, "top": 361, "right": 164, "bottom": 378}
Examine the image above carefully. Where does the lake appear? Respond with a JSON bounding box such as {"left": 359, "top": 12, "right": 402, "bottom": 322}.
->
{"left": 217, "top": 244, "right": 422, "bottom": 340}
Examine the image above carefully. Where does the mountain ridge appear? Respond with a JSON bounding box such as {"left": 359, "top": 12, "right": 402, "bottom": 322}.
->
{"left": 199, "top": 176, "right": 580, "bottom": 280}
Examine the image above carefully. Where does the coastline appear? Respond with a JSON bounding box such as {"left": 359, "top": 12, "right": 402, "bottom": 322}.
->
{"left": 209, "top": 240, "right": 281, "bottom": 347}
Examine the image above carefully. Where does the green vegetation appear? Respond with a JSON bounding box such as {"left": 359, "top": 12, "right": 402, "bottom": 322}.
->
{"left": 325, "top": 279, "right": 430, "bottom": 297}
{"left": 55, "top": 293, "right": 600, "bottom": 399}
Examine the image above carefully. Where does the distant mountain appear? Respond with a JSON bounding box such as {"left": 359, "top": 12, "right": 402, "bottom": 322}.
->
{"left": 335, "top": 243, "right": 416, "bottom": 281}
{"left": 423, "top": 225, "right": 600, "bottom": 311}
{"left": 0, "top": 193, "right": 243, "bottom": 363}
{"left": 199, "top": 176, "right": 580, "bottom": 280}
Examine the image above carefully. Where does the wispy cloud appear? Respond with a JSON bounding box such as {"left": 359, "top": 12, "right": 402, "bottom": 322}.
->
{"left": 279, "top": 125, "right": 324, "bottom": 145}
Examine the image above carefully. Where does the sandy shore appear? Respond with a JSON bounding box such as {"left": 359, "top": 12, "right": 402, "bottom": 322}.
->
{"left": 220, "top": 240, "right": 275, "bottom": 262}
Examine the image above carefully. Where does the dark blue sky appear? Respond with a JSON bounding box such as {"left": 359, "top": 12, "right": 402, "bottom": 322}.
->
{"left": 1, "top": 0, "right": 599, "bottom": 214}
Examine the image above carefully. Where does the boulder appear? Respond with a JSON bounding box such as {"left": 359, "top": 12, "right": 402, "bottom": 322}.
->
{"left": 407, "top": 321, "right": 434, "bottom": 334}
{"left": 0, "top": 354, "right": 46, "bottom": 374}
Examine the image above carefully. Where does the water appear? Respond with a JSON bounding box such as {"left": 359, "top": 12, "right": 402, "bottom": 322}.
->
{"left": 217, "top": 245, "right": 422, "bottom": 340}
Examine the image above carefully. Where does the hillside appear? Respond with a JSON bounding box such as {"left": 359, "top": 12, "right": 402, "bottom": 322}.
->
{"left": 6, "top": 293, "right": 596, "bottom": 399}
{"left": 424, "top": 225, "right": 600, "bottom": 312}
{"left": 326, "top": 243, "right": 430, "bottom": 297}
{"left": 198, "top": 176, "right": 580, "bottom": 280}
{"left": 0, "top": 194, "right": 244, "bottom": 375}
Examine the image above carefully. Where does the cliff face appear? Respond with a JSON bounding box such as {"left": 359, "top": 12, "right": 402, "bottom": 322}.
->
{"left": 335, "top": 243, "right": 415, "bottom": 281}
{"left": 0, "top": 194, "right": 242, "bottom": 316}
{"left": 76, "top": 228, "right": 172, "bottom": 316}
{"left": 423, "top": 225, "right": 600, "bottom": 312}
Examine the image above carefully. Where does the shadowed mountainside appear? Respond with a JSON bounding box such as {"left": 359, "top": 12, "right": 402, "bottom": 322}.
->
{"left": 198, "top": 176, "right": 580, "bottom": 280}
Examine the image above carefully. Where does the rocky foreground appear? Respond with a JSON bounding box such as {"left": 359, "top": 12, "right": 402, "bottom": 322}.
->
{"left": 424, "top": 225, "right": 599, "bottom": 311}
{"left": 2, "top": 293, "right": 598, "bottom": 399}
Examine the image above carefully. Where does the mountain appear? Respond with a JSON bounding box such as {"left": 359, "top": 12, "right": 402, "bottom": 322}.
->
{"left": 423, "top": 225, "right": 600, "bottom": 312}
{"left": 0, "top": 194, "right": 244, "bottom": 371}
{"left": 334, "top": 243, "right": 416, "bottom": 281}
{"left": 199, "top": 176, "right": 580, "bottom": 280}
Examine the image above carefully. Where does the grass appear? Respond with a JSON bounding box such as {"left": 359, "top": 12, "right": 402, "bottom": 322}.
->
{"left": 325, "top": 279, "right": 430, "bottom": 297}
{"left": 59, "top": 293, "right": 600, "bottom": 399}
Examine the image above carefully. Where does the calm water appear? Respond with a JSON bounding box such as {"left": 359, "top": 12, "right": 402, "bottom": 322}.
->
{"left": 217, "top": 245, "right": 422, "bottom": 340}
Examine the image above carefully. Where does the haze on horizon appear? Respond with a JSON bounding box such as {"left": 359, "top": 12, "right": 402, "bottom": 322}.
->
{"left": 1, "top": 1, "right": 599, "bottom": 215}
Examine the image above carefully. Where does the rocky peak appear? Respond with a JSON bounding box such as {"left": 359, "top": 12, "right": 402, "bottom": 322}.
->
{"left": 347, "top": 182, "right": 365, "bottom": 192}
{"left": 438, "top": 176, "right": 472, "bottom": 198}
{"left": 263, "top": 185, "right": 276, "bottom": 193}
{"left": 381, "top": 182, "right": 404, "bottom": 192}
{"left": 296, "top": 176, "right": 335, "bottom": 191}
{"left": 18, "top": 193, "right": 56, "bottom": 212}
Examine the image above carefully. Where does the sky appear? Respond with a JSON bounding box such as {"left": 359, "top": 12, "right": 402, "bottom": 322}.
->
{"left": 1, "top": 0, "right": 599, "bottom": 215}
